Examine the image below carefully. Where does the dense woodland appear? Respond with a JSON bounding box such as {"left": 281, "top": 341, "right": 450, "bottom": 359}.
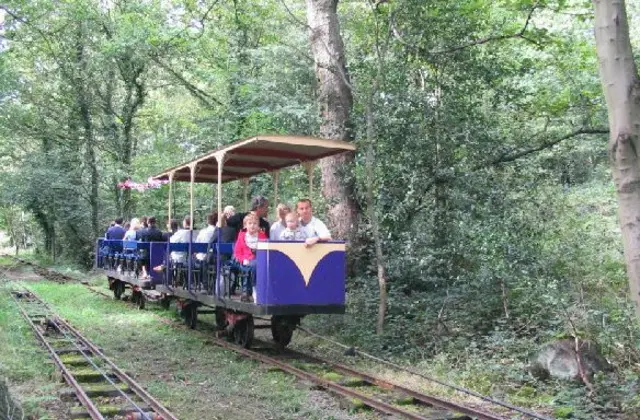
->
{"left": 1, "top": 0, "right": 640, "bottom": 417}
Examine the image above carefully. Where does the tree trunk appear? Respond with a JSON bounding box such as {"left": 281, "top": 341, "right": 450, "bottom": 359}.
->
{"left": 229, "top": 0, "right": 250, "bottom": 139}
{"left": 120, "top": 74, "right": 145, "bottom": 220}
{"left": 366, "top": 85, "right": 388, "bottom": 335}
{"left": 305, "top": 0, "right": 357, "bottom": 242}
{"left": 75, "top": 24, "right": 100, "bottom": 239}
{"left": 593, "top": 0, "right": 640, "bottom": 315}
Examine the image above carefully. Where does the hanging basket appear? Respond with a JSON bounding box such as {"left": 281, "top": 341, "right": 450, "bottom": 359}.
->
{"left": 117, "top": 177, "right": 169, "bottom": 192}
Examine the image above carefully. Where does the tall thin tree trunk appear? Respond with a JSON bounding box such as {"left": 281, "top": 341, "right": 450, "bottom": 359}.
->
{"left": 120, "top": 76, "right": 145, "bottom": 220}
{"left": 305, "top": 0, "right": 357, "bottom": 242}
{"left": 593, "top": 0, "right": 640, "bottom": 315}
{"left": 75, "top": 24, "right": 99, "bottom": 239}
{"left": 229, "top": 0, "right": 250, "bottom": 139}
{"left": 366, "top": 85, "right": 388, "bottom": 335}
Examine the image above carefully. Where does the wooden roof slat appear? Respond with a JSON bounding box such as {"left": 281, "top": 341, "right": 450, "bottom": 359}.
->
{"left": 151, "top": 134, "right": 355, "bottom": 184}
{"left": 232, "top": 147, "right": 310, "bottom": 160}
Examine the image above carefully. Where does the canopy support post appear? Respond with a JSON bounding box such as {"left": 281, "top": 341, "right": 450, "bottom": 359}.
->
{"left": 188, "top": 163, "right": 196, "bottom": 291}
{"left": 212, "top": 184, "right": 216, "bottom": 212}
{"left": 303, "top": 161, "right": 315, "bottom": 197}
{"left": 168, "top": 172, "right": 175, "bottom": 222}
{"left": 243, "top": 178, "right": 249, "bottom": 211}
{"left": 271, "top": 170, "right": 280, "bottom": 218}
{"left": 215, "top": 152, "right": 226, "bottom": 218}
{"left": 214, "top": 152, "right": 226, "bottom": 298}
{"left": 189, "top": 164, "right": 196, "bottom": 230}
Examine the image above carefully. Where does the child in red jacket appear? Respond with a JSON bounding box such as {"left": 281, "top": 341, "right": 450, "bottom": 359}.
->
{"left": 234, "top": 213, "right": 267, "bottom": 301}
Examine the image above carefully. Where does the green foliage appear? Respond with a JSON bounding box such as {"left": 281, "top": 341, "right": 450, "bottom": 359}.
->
{"left": 0, "top": 0, "right": 639, "bottom": 416}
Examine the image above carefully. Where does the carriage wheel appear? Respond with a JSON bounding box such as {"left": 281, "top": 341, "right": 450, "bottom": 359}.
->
{"left": 160, "top": 296, "right": 171, "bottom": 310}
{"left": 233, "top": 316, "right": 254, "bottom": 348}
{"left": 133, "top": 291, "right": 145, "bottom": 310}
{"left": 113, "top": 281, "right": 124, "bottom": 300}
{"left": 183, "top": 302, "right": 198, "bottom": 329}
{"left": 271, "top": 315, "right": 296, "bottom": 349}
{"left": 215, "top": 308, "right": 227, "bottom": 330}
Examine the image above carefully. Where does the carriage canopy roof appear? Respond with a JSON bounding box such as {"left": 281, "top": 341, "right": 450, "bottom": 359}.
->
{"left": 151, "top": 135, "right": 356, "bottom": 184}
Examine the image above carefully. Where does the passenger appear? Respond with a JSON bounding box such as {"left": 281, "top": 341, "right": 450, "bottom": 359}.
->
{"left": 279, "top": 212, "right": 307, "bottom": 241}
{"left": 169, "top": 216, "right": 195, "bottom": 264}
{"left": 223, "top": 205, "right": 236, "bottom": 219}
{"left": 270, "top": 203, "right": 291, "bottom": 240}
{"left": 141, "top": 216, "right": 164, "bottom": 242}
{"left": 195, "top": 213, "right": 217, "bottom": 261}
{"left": 123, "top": 218, "right": 139, "bottom": 241}
{"left": 297, "top": 199, "right": 331, "bottom": 247}
{"left": 105, "top": 217, "right": 126, "bottom": 240}
{"left": 226, "top": 196, "right": 271, "bottom": 240}
{"left": 136, "top": 216, "right": 149, "bottom": 240}
{"left": 196, "top": 213, "right": 217, "bottom": 244}
{"left": 124, "top": 222, "right": 131, "bottom": 231}
{"left": 216, "top": 213, "right": 237, "bottom": 243}
{"left": 162, "top": 219, "right": 178, "bottom": 242}
{"left": 233, "top": 213, "right": 267, "bottom": 302}
{"left": 138, "top": 216, "right": 163, "bottom": 279}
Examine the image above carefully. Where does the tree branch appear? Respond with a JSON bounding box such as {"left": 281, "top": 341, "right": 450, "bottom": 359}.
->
{"left": 485, "top": 127, "right": 609, "bottom": 167}
{"left": 432, "top": 3, "right": 540, "bottom": 54}
{"left": 409, "top": 127, "right": 609, "bottom": 218}
{"left": 150, "top": 55, "right": 223, "bottom": 108}
{"left": 391, "top": 2, "right": 542, "bottom": 57}
{"left": 277, "top": 0, "right": 309, "bottom": 30}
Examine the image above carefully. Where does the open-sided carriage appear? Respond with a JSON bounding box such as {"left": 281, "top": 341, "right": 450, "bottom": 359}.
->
{"left": 95, "top": 135, "right": 354, "bottom": 348}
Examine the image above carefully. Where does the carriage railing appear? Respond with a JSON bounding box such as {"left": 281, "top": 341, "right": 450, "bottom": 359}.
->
{"left": 96, "top": 238, "right": 347, "bottom": 307}
{"left": 95, "top": 239, "right": 123, "bottom": 270}
{"left": 164, "top": 242, "right": 235, "bottom": 298}
{"left": 95, "top": 239, "right": 159, "bottom": 282}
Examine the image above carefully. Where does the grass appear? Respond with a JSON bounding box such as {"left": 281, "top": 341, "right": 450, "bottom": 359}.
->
{"left": 288, "top": 329, "right": 560, "bottom": 419}
{"left": 0, "top": 279, "right": 66, "bottom": 419}
{"left": 0, "top": 264, "right": 359, "bottom": 420}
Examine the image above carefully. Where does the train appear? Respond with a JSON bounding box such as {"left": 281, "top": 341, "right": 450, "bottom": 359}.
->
{"left": 95, "top": 135, "right": 355, "bottom": 349}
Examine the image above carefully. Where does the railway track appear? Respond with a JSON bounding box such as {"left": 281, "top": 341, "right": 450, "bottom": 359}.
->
{"left": 215, "top": 336, "right": 506, "bottom": 420}
{"left": 9, "top": 288, "right": 177, "bottom": 420}
{"left": 5, "top": 256, "right": 550, "bottom": 420}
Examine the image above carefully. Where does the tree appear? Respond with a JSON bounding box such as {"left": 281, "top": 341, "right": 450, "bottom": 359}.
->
{"left": 305, "top": 0, "right": 358, "bottom": 243}
{"left": 593, "top": 0, "right": 640, "bottom": 315}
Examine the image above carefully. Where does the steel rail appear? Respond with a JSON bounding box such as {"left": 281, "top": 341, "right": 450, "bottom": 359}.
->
{"left": 10, "top": 292, "right": 106, "bottom": 420}
{"left": 282, "top": 348, "right": 506, "bottom": 420}
{"left": 297, "top": 327, "right": 554, "bottom": 420}
{"left": 45, "top": 315, "right": 152, "bottom": 420}
{"left": 4, "top": 256, "right": 531, "bottom": 419}
{"left": 26, "top": 292, "right": 180, "bottom": 420}
{"left": 212, "top": 337, "right": 475, "bottom": 420}
{"left": 16, "top": 293, "right": 152, "bottom": 419}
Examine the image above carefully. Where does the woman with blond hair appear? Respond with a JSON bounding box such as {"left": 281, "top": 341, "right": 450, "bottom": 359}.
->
{"left": 270, "top": 203, "right": 290, "bottom": 240}
{"left": 123, "top": 218, "right": 140, "bottom": 241}
{"left": 216, "top": 212, "right": 237, "bottom": 243}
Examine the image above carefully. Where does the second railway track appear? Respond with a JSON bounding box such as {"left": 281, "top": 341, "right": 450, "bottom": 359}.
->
{"left": 10, "top": 288, "right": 178, "bottom": 420}
{"left": 5, "top": 255, "right": 552, "bottom": 420}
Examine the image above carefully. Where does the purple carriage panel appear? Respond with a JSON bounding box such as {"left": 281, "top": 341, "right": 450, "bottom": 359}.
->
{"left": 255, "top": 241, "right": 346, "bottom": 306}
{"left": 148, "top": 242, "right": 166, "bottom": 285}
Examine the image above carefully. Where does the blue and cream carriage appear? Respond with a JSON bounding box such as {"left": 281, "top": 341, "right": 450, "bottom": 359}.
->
{"left": 95, "top": 135, "right": 355, "bottom": 348}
